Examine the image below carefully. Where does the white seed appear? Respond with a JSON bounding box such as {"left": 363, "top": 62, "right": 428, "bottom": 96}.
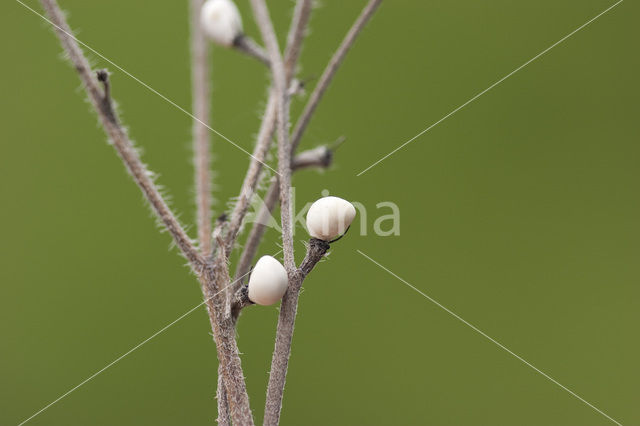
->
{"left": 306, "top": 196, "right": 356, "bottom": 241}
{"left": 200, "top": 0, "right": 243, "bottom": 47}
{"left": 247, "top": 256, "right": 289, "bottom": 306}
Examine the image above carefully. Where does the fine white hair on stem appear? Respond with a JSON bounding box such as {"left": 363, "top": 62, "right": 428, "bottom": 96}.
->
{"left": 216, "top": 0, "right": 316, "bottom": 419}
{"left": 250, "top": 2, "right": 384, "bottom": 424}
{"left": 39, "top": 0, "right": 254, "bottom": 423}
{"left": 224, "top": 0, "right": 312, "bottom": 258}
{"left": 224, "top": 94, "right": 277, "bottom": 254}
{"left": 39, "top": 0, "right": 203, "bottom": 271}
{"left": 284, "top": 0, "right": 313, "bottom": 81}
{"left": 250, "top": 0, "right": 296, "bottom": 273}
{"left": 190, "top": 0, "right": 214, "bottom": 258}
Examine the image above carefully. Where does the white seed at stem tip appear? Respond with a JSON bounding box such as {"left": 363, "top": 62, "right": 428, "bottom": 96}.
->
{"left": 306, "top": 196, "right": 356, "bottom": 241}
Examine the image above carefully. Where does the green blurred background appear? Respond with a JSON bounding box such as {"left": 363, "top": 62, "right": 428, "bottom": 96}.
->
{"left": 1, "top": 0, "right": 638, "bottom": 424}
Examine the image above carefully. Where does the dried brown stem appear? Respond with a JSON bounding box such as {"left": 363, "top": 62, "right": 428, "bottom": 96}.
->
{"left": 200, "top": 256, "right": 254, "bottom": 425}
{"left": 263, "top": 239, "right": 330, "bottom": 425}
{"left": 39, "top": 0, "right": 203, "bottom": 270}
{"left": 190, "top": 0, "right": 214, "bottom": 258}
{"left": 250, "top": 0, "right": 296, "bottom": 273}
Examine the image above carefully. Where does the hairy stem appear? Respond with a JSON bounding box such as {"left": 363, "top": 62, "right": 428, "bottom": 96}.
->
{"left": 224, "top": 94, "right": 277, "bottom": 254}
{"left": 229, "top": 0, "right": 313, "bottom": 282}
{"left": 234, "top": 178, "right": 281, "bottom": 283}
{"left": 216, "top": 365, "right": 231, "bottom": 426}
{"left": 233, "top": 144, "right": 333, "bottom": 286}
{"left": 216, "top": 0, "right": 315, "bottom": 418}
{"left": 263, "top": 239, "right": 330, "bottom": 425}
{"left": 200, "top": 255, "right": 254, "bottom": 426}
{"left": 190, "top": 0, "right": 214, "bottom": 258}
{"left": 40, "top": 0, "right": 202, "bottom": 270}
{"left": 251, "top": 0, "right": 296, "bottom": 273}
{"left": 41, "top": 1, "right": 253, "bottom": 423}
{"left": 234, "top": 0, "right": 381, "bottom": 278}
{"left": 233, "top": 35, "right": 270, "bottom": 66}
{"left": 284, "top": 0, "right": 313, "bottom": 82}
{"left": 263, "top": 2, "right": 382, "bottom": 423}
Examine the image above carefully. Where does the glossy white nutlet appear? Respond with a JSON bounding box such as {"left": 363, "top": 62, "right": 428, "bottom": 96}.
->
{"left": 306, "top": 196, "right": 356, "bottom": 241}
{"left": 200, "top": 0, "right": 243, "bottom": 47}
{"left": 247, "top": 256, "right": 289, "bottom": 306}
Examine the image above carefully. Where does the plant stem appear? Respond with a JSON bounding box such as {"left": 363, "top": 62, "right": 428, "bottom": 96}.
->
{"left": 284, "top": 0, "right": 313, "bottom": 82}
{"left": 250, "top": 0, "right": 296, "bottom": 272}
{"left": 234, "top": 178, "right": 281, "bottom": 283}
{"left": 233, "top": 144, "right": 333, "bottom": 286}
{"left": 190, "top": 0, "right": 214, "bottom": 258}
{"left": 40, "top": 0, "right": 203, "bottom": 270}
{"left": 40, "top": 1, "right": 254, "bottom": 423}
{"left": 263, "top": 2, "right": 383, "bottom": 423}
{"left": 234, "top": 0, "right": 382, "bottom": 278}
{"left": 263, "top": 239, "right": 330, "bottom": 425}
{"left": 215, "top": 1, "right": 315, "bottom": 419}
{"left": 233, "top": 35, "right": 270, "bottom": 66}
{"left": 216, "top": 367, "right": 231, "bottom": 426}
{"left": 224, "top": 93, "right": 277, "bottom": 253}
{"left": 200, "top": 255, "right": 254, "bottom": 425}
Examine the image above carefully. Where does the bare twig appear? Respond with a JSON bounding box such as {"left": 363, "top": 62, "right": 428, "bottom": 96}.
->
{"left": 292, "top": 145, "right": 332, "bottom": 170}
{"left": 190, "top": 0, "right": 214, "bottom": 258}
{"left": 40, "top": 0, "right": 203, "bottom": 270}
{"left": 224, "top": 94, "right": 277, "bottom": 253}
{"left": 250, "top": 0, "right": 296, "bottom": 273}
{"left": 215, "top": 0, "right": 315, "bottom": 418}
{"left": 233, "top": 35, "right": 270, "bottom": 66}
{"left": 226, "top": 0, "right": 313, "bottom": 268}
{"left": 291, "top": 0, "right": 382, "bottom": 153}
{"left": 262, "top": 2, "right": 382, "bottom": 423}
{"left": 233, "top": 177, "right": 281, "bottom": 283}
{"left": 263, "top": 239, "right": 330, "bottom": 425}
{"left": 284, "top": 0, "right": 313, "bottom": 82}
{"left": 201, "top": 256, "right": 254, "bottom": 425}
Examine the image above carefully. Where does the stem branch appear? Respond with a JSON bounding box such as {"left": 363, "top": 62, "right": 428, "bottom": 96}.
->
{"left": 40, "top": 0, "right": 203, "bottom": 270}
{"left": 190, "top": 0, "right": 214, "bottom": 258}
{"left": 41, "top": 1, "right": 253, "bottom": 423}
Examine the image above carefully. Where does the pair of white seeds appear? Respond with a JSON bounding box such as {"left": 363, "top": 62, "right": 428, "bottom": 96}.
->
{"left": 248, "top": 197, "right": 356, "bottom": 306}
